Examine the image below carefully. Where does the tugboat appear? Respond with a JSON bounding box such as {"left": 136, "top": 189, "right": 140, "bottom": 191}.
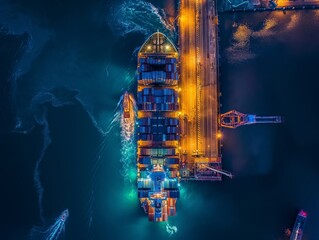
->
{"left": 60, "top": 209, "right": 69, "bottom": 222}
{"left": 121, "top": 91, "right": 135, "bottom": 141}
{"left": 290, "top": 210, "right": 307, "bottom": 240}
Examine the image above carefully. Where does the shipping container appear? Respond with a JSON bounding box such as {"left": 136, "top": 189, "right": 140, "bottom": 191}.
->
{"left": 165, "top": 190, "right": 179, "bottom": 198}
{"left": 138, "top": 190, "right": 149, "bottom": 198}
{"left": 139, "top": 57, "right": 146, "bottom": 63}
{"left": 163, "top": 180, "right": 178, "bottom": 189}
{"left": 139, "top": 148, "right": 176, "bottom": 156}
{"left": 139, "top": 118, "right": 151, "bottom": 125}
{"left": 138, "top": 179, "right": 153, "bottom": 189}
{"left": 139, "top": 157, "right": 152, "bottom": 164}
{"left": 166, "top": 158, "right": 179, "bottom": 164}
{"left": 138, "top": 126, "right": 151, "bottom": 133}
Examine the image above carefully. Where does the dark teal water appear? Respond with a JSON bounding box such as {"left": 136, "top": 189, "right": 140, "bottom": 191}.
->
{"left": 1, "top": 0, "right": 319, "bottom": 239}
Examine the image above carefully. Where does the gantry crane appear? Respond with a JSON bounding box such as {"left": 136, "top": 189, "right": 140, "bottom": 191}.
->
{"left": 220, "top": 110, "right": 282, "bottom": 129}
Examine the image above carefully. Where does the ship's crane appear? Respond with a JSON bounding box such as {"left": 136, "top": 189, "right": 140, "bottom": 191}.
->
{"left": 220, "top": 110, "right": 282, "bottom": 129}
{"left": 200, "top": 164, "right": 233, "bottom": 179}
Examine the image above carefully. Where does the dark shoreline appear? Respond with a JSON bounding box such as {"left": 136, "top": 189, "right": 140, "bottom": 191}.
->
{"left": 219, "top": 3, "right": 319, "bottom": 12}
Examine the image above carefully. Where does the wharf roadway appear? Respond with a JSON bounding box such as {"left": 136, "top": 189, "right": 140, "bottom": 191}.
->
{"left": 179, "top": 0, "right": 221, "bottom": 179}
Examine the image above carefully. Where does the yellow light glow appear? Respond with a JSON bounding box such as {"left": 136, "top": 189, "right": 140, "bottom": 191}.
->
{"left": 147, "top": 45, "right": 152, "bottom": 50}
{"left": 165, "top": 45, "right": 171, "bottom": 50}
{"left": 217, "top": 132, "right": 222, "bottom": 139}
{"left": 179, "top": 9, "right": 195, "bottom": 29}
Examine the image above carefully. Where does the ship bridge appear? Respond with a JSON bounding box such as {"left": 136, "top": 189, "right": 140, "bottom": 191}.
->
{"left": 139, "top": 31, "right": 178, "bottom": 57}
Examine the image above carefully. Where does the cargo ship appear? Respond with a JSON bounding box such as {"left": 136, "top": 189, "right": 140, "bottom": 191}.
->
{"left": 136, "top": 31, "right": 180, "bottom": 222}
{"left": 290, "top": 210, "right": 307, "bottom": 240}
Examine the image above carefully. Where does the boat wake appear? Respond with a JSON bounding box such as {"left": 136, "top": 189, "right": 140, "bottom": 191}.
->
{"left": 108, "top": 0, "right": 176, "bottom": 39}
{"left": 120, "top": 137, "right": 136, "bottom": 183}
{"left": 23, "top": 88, "right": 77, "bottom": 222}
{"left": 119, "top": 92, "right": 137, "bottom": 183}
{"left": 166, "top": 223, "right": 178, "bottom": 237}
{"left": 29, "top": 209, "right": 69, "bottom": 240}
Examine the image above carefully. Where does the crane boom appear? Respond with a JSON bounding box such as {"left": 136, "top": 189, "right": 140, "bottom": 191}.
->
{"left": 200, "top": 164, "right": 233, "bottom": 178}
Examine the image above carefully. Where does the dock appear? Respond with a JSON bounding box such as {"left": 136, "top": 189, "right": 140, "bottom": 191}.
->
{"left": 179, "top": 0, "right": 222, "bottom": 181}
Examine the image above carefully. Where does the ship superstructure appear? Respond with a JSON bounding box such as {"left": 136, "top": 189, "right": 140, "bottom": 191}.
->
{"left": 136, "top": 32, "right": 180, "bottom": 222}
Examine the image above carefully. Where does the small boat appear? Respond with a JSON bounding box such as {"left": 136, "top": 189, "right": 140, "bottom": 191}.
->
{"left": 121, "top": 91, "right": 135, "bottom": 141}
{"left": 290, "top": 210, "right": 307, "bottom": 240}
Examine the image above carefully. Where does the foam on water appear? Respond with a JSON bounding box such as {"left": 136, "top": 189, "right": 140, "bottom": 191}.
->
{"left": 108, "top": 0, "right": 176, "bottom": 39}
{"left": 29, "top": 209, "right": 69, "bottom": 240}
{"left": 165, "top": 223, "right": 178, "bottom": 237}
{"left": 28, "top": 88, "right": 77, "bottom": 221}
{"left": 118, "top": 94, "right": 137, "bottom": 182}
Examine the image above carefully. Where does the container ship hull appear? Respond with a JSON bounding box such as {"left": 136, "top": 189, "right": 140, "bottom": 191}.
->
{"left": 136, "top": 32, "right": 180, "bottom": 222}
